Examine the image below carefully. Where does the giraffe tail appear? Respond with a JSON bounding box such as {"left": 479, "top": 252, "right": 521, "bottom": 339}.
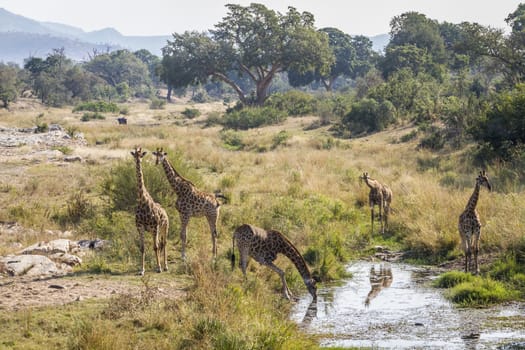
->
{"left": 231, "top": 234, "right": 236, "bottom": 271}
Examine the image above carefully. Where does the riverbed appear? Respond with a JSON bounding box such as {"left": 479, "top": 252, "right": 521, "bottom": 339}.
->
{"left": 291, "top": 261, "right": 525, "bottom": 349}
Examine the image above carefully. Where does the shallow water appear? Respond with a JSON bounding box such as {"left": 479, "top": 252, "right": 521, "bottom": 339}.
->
{"left": 291, "top": 261, "right": 525, "bottom": 349}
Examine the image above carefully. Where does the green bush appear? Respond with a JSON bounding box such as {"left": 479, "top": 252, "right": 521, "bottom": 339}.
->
{"left": 81, "top": 112, "right": 105, "bottom": 121}
{"left": 342, "top": 98, "right": 396, "bottom": 135}
{"left": 220, "top": 130, "right": 245, "bottom": 150}
{"left": 149, "top": 98, "right": 166, "bottom": 110}
{"left": 73, "top": 101, "right": 120, "bottom": 113}
{"left": 182, "top": 108, "right": 201, "bottom": 119}
{"left": 265, "top": 90, "right": 317, "bottom": 116}
{"left": 222, "top": 106, "right": 287, "bottom": 130}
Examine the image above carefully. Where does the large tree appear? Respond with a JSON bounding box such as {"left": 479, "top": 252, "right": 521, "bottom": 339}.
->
{"left": 382, "top": 12, "right": 446, "bottom": 79}
{"left": 161, "top": 3, "right": 333, "bottom": 105}
{"left": 84, "top": 49, "right": 151, "bottom": 94}
{"left": 0, "top": 63, "right": 19, "bottom": 108}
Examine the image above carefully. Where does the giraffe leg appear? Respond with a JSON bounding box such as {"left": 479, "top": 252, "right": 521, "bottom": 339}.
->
{"left": 379, "top": 201, "right": 384, "bottom": 234}
{"left": 206, "top": 213, "right": 218, "bottom": 259}
{"left": 239, "top": 246, "right": 249, "bottom": 278}
{"left": 465, "top": 238, "right": 472, "bottom": 273}
{"left": 179, "top": 214, "right": 190, "bottom": 261}
{"left": 153, "top": 229, "right": 162, "bottom": 273}
{"left": 473, "top": 231, "right": 481, "bottom": 275}
{"left": 137, "top": 227, "right": 146, "bottom": 276}
{"left": 459, "top": 232, "right": 468, "bottom": 273}
{"left": 160, "top": 222, "right": 169, "bottom": 271}
{"left": 370, "top": 206, "right": 374, "bottom": 234}
{"left": 263, "top": 262, "right": 292, "bottom": 300}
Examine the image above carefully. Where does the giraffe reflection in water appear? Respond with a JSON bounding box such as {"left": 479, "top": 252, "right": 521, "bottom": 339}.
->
{"left": 364, "top": 263, "right": 393, "bottom": 307}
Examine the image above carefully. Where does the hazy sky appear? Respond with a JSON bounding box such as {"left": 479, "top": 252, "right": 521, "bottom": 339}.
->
{"left": 0, "top": 0, "right": 522, "bottom": 36}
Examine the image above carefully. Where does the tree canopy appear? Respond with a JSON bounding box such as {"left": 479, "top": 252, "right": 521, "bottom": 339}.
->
{"left": 160, "top": 3, "right": 333, "bottom": 105}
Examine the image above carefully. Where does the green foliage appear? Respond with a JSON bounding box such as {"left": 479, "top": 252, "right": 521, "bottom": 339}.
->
{"left": 471, "top": 84, "right": 525, "bottom": 161}
{"left": 181, "top": 107, "right": 201, "bottom": 119}
{"left": 266, "top": 90, "right": 317, "bottom": 116}
{"left": 434, "top": 271, "right": 474, "bottom": 288}
{"left": 80, "top": 112, "right": 105, "bottom": 121}
{"left": 149, "top": 98, "right": 166, "bottom": 110}
{"left": 74, "top": 101, "right": 120, "bottom": 113}
{"left": 161, "top": 3, "right": 333, "bottom": 105}
{"left": 341, "top": 98, "right": 396, "bottom": 135}
{"left": 271, "top": 130, "right": 290, "bottom": 149}
{"left": 220, "top": 130, "right": 245, "bottom": 150}
{"left": 448, "top": 277, "right": 516, "bottom": 307}
{"left": 222, "top": 106, "right": 287, "bottom": 130}
{"left": 0, "top": 63, "right": 19, "bottom": 108}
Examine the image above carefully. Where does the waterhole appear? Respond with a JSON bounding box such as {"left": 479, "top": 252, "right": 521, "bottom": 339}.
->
{"left": 291, "top": 261, "right": 525, "bottom": 349}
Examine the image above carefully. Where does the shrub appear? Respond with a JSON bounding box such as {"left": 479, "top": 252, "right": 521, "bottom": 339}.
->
{"left": 342, "top": 98, "right": 396, "bottom": 135}
{"left": 81, "top": 112, "right": 105, "bottom": 121}
{"left": 271, "top": 130, "right": 290, "bottom": 149}
{"left": 182, "top": 108, "right": 201, "bottom": 119}
{"left": 220, "top": 130, "right": 244, "bottom": 150}
{"left": 73, "top": 101, "right": 119, "bottom": 113}
{"left": 149, "top": 98, "right": 166, "bottom": 110}
{"left": 222, "top": 106, "right": 287, "bottom": 130}
{"left": 265, "top": 90, "right": 317, "bottom": 116}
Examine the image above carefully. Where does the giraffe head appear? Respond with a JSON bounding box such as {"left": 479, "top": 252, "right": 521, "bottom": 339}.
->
{"left": 359, "top": 172, "right": 370, "bottom": 182}
{"left": 476, "top": 170, "right": 492, "bottom": 192}
{"left": 131, "top": 146, "right": 147, "bottom": 161}
{"left": 305, "top": 277, "right": 317, "bottom": 300}
{"left": 152, "top": 147, "right": 167, "bottom": 165}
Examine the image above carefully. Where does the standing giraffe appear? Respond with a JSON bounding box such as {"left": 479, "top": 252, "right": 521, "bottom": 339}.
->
{"left": 459, "top": 170, "right": 492, "bottom": 274}
{"left": 382, "top": 183, "right": 393, "bottom": 231}
{"left": 152, "top": 148, "right": 223, "bottom": 260}
{"left": 131, "top": 147, "right": 169, "bottom": 275}
{"left": 231, "top": 224, "right": 317, "bottom": 301}
{"left": 360, "top": 172, "right": 392, "bottom": 234}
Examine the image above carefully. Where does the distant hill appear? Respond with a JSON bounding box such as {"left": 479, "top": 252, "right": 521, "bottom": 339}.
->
{"left": 0, "top": 7, "right": 388, "bottom": 66}
{"left": 370, "top": 33, "right": 390, "bottom": 52}
{"left": 0, "top": 8, "right": 170, "bottom": 66}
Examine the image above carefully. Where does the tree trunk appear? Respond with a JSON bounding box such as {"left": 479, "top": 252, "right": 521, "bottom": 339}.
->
{"left": 166, "top": 85, "right": 172, "bottom": 102}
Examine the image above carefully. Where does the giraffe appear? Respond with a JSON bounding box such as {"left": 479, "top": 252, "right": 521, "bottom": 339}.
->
{"left": 459, "top": 170, "right": 492, "bottom": 274}
{"left": 152, "top": 147, "right": 223, "bottom": 260}
{"left": 364, "top": 264, "right": 393, "bottom": 307}
{"left": 382, "top": 184, "right": 393, "bottom": 231}
{"left": 231, "top": 224, "right": 317, "bottom": 301}
{"left": 131, "top": 147, "right": 169, "bottom": 276}
{"left": 360, "top": 172, "right": 392, "bottom": 234}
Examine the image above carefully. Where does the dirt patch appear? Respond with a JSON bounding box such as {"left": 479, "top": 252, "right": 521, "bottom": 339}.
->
{"left": 0, "top": 272, "right": 185, "bottom": 311}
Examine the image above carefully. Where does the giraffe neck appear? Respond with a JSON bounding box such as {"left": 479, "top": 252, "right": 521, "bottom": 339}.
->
{"left": 280, "top": 236, "right": 313, "bottom": 282}
{"left": 465, "top": 182, "right": 481, "bottom": 212}
{"left": 160, "top": 157, "right": 191, "bottom": 194}
{"left": 365, "top": 178, "right": 381, "bottom": 190}
{"left": 135, "top": 159, "right": 152, "bottom": 203}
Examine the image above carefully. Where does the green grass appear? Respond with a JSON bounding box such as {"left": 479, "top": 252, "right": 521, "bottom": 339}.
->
{"left": 448, "top": 277, "right": 517, "bottom": 307}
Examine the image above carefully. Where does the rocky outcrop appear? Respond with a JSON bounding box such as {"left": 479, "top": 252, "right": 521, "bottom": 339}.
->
{"left": 0, "top": 238, "right": 108, "bottom": 277}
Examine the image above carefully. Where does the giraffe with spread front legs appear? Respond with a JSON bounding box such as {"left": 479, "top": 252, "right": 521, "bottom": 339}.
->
{"left": 459, "top": 170, "right": 492, "bottom": 274}
{"left": 131, "top": 147, "right": 169, "bottom": 275}
{"left": 360, "top": 172, "right": 392, "bottom": 234}
{"left": 152, "top": 148, "right": 223, "bottom": 260}
{"left": 231, "top": 224, "right": 317, "bottom": 301}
